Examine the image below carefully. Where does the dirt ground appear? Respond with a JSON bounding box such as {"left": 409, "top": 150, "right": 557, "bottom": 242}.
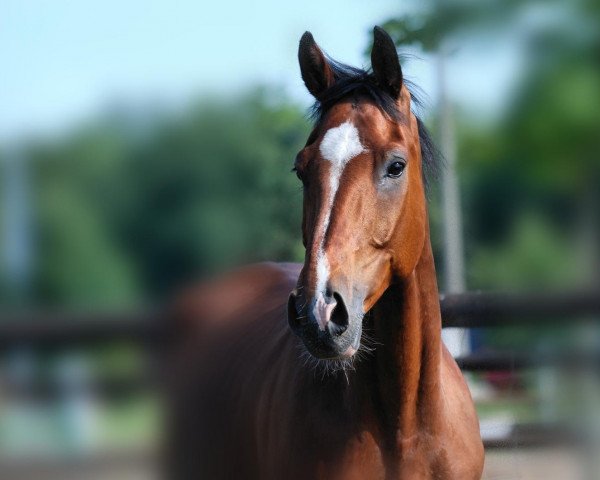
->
{"left": 483, "top": 448, "right": 597, "bottom": 480}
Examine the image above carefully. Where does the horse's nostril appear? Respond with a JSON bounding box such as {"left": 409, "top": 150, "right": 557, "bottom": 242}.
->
{"left": 328, "top": 292, "right": 349, "bottom": 336}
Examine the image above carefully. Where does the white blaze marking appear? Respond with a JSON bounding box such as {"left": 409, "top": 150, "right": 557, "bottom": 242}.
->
{"left": 313, "top": 121, "right": 364, "bottom": 324}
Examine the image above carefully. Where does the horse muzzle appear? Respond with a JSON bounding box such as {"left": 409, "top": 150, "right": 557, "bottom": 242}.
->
{"left": 287, "top": 288, "right": 362, "bottom": 359}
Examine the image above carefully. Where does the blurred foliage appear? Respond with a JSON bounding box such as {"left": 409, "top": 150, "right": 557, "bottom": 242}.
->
{"left": 469, "top": 212, "right": 581, "bottom": 290}
{"left": 1, "top": 89, "right": 308, "bottom": 307}
{"left": 0, "top": 0, "right": 598, "bottom": 312}
{"left": 378, "top": 0, "right": 521, "bottom": 53}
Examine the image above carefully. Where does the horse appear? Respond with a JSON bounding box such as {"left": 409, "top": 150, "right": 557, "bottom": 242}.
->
{"left": 167, "top": 27, "right": 484, "bottom": 480}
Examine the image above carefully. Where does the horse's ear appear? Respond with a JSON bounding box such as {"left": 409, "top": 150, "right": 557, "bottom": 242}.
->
{"left": 371, "top": 26, "right": 403, "bottom": 99}
{"left": 298, "top": 32, "right": 335, "bottom": 99}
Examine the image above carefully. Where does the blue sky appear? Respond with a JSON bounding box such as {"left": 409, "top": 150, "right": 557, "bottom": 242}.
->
{"left": 1, "top": 0, "right": 519, "bottom": 142}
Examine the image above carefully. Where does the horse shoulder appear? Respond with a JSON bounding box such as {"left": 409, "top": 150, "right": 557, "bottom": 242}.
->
{"left": 436, "top": 345, "right": 485, "bottom": 479}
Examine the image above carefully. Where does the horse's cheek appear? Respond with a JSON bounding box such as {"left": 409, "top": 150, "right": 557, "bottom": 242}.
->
{"left": 370, "top": 193, "right": 400, "bottom": 246}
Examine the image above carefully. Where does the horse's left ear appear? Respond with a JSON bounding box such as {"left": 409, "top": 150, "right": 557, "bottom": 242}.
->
{"left": 371, "top": 26, "right": 403, "bottom": 99}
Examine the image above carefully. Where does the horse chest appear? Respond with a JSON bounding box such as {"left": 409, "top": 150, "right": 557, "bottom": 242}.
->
{"left": 312, "top": 429, "right": 445, "bottom": 480}
{"left": 316, "top": 430, "right": 386, "bottom": 480}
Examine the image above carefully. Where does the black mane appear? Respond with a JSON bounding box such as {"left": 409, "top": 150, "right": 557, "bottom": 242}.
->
{"left": 309, "top": 58, "right": 441, "bottom": 190}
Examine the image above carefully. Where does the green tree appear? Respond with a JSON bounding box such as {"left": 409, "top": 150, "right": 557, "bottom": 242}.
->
{"left": 2, "top": 88, "right": 309, "bottom": 307}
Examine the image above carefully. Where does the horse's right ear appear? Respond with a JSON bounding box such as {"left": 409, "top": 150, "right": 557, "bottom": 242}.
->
{"left": 298, "top": 32, "right": 335, "bottom": 99}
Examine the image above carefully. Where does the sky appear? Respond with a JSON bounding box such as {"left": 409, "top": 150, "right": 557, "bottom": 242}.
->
{"left": 1, "top": 0, "right": 520, "bottom": 143}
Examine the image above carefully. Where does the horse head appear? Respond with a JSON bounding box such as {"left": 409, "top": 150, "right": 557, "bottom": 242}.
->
{"left": 288, "top": 27, "right": 430, "bottom": 360}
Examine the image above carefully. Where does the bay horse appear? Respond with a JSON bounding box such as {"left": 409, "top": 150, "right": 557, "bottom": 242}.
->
{"left": 167, "top": 27, "right": 484, "bottom": 480}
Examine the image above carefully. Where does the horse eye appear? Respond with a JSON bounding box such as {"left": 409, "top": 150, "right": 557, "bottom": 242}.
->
{"left": 386, "top": 161, "right": 406, "bottom": 178}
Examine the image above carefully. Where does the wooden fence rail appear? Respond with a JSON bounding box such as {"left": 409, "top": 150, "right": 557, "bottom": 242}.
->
{"left": 0, "top": 291, "right": 598, "bottom": 347}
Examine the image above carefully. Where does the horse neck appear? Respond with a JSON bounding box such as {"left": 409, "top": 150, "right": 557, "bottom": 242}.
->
{"left": 370, "top": 233, "right": 443, "bottom": 438}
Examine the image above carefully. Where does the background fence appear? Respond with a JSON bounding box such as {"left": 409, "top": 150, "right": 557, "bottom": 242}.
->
{"left": 1, "top": 290, "right": 598, "bottom": 461}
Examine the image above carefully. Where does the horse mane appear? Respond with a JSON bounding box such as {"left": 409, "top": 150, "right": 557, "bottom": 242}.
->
{"left": 308, "top": 57, "right": 442, "bottom": 191}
